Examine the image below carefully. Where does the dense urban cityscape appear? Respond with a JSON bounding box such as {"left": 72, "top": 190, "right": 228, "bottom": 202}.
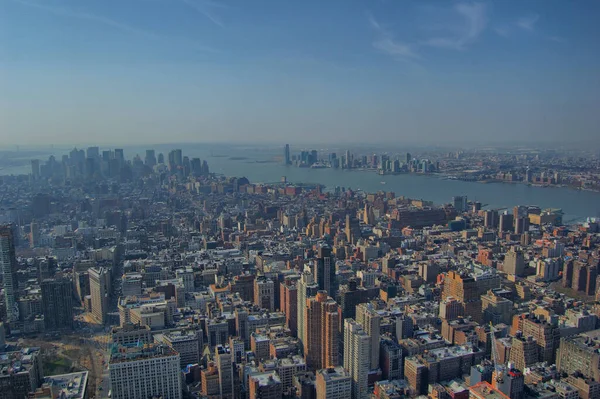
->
{"left": 0, "top": 145, "right": 598, "bottom": 399}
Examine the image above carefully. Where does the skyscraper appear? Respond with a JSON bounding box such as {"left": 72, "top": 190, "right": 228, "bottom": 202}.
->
{"left": 145, "top": 149, "right": 157, "bottom": 167}
{"left": 89, "top": 267, "right": 110, "bottom": 324}
{"left": 297, "top": 272, "right": 319, "bottom": 348}
{"left": 216, "top": 345, "right": 234, "bottom": 399}
{"left": 356, "top": 303, "right": 381, "bottom": 371}
{"left": 0, "top": 226, "right": 19, "bottom": 324}
{"left": 305, "top": 291, "right": 339, "bottom": 370}
{"left": 284, "top": 144, "right": 291, "bottom": 165}
{"left": 30, "top": 159, "right": 40, "bottom": 179}
{"left": 109, "top": 344, "right": 182, "bottom": 399}
{"left": 41, "top": 278, "right": 74, "bottom": 330}
{"left": 313, "top": 244, "right": 336, "bottom": 298}
{"left": 343, "top": 319, "right": 371, "bottom": 399}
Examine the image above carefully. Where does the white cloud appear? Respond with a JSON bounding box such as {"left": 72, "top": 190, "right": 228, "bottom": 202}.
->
{"left": 422, "top": 2, "right": 488, "bottom": 50}
{"left": 517, "top": 14, "right": 539, "bottom": 31}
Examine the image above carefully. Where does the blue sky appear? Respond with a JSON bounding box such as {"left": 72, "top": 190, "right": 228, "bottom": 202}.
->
{"left": 1, "top": 0, "right": 599, "bottom": 146}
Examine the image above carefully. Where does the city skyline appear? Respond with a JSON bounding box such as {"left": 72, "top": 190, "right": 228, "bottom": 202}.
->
{"left": 2, "top": 0, "right": 599, "bottom": 145}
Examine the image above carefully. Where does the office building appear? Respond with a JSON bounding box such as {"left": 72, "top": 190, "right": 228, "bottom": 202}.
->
{"left": 305, "top": 291, "right": 339, "bottom": 370}
{"left": 481, "top": 290, "right": 513, "bottom": 325}
{"left": 452, "top": 196, "right": 468, "bottom": 213}
{"left": 509, "top": 336, "right": 539, "bottom": 373}
{"left": 343, "top": 319, "right": 370, "bottom": 399}
{"left": 284, "top": 144, "right": 291, "bottom": 165}
{"left": 484, "top": 210, "right": 499, "bottom": 229}
{"left": 121, "top": 273, "right": 142, "bottom": 297}
{"left": 30, "top": 221, "right": 40, "bottom": 248}
{"left": 0, "top": 348, "right": 44, "bottom": 398}
{"left": 356, "top": 303, "right": 380, "bottom": 370}
{"left": 499, "top": 213, "right": 514, "bottom": 233}
{"left": 254, "top": 276, "right": 275, "bottom": 312}
{"left": 216, "top": 345, "right": 234, "bottom": 399}
{"left": 504, "top": 248, "right": 525, "bottom": 276}
{"left": 380, "top": 337, "right": 403, "bottom": 380}
{"left": 161, "top": 328, "right": 203, "bottom": 368}
{"left": 89, "top": 267, "right": 110, "bottom": 324}
{"left": 280, "top": 280, "right": 298, "bottom": 336}
{"left": 313, "top": 244, "right": 336, "bottom": 298}
{"left": 404, "top": 345, "right": 484, "bottom": 395}
{"left": 145, "top": 149, "right": 157, "bottom": 167}
{"left": 557, "top": 329, "right": 600, "bottom": 381}
{"left": 315, "top": 367, "right": 351, "bottom": 399}
{"left": 111, "top": 323, "right": 153, "bottom": 346}
{"left": 0, "top": 226, "right": 19, "bottom": 324}
{"left": 41, "top": 278, "right": 74, "bottom": 330}
{"left": 31, "top": 159, "right": 40, "bottom": 179}
{"left": 297, "top": 272, "right": 319, "bottom": 347}
{"left": 31, "top": 371, "right": 88, "bottom": 399}
{"left": 109, "top": 344, "right": 182, "bottom": 399}
{"left": 249, "top": 371, "right": 283, "bottom": 399}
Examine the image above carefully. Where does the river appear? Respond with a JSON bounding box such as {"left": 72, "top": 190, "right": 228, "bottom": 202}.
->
{"left": 2, "top": 143, "right": 599, "bottom": 222}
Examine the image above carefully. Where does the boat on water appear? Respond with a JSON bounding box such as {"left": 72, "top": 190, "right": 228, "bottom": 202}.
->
{"left": 380, "top": 181, "right": 386, "bottom": 185}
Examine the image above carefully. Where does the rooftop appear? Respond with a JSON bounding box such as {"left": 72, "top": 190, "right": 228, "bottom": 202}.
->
{"left": 41, "top": 371, "right": 89, "bottom": 399}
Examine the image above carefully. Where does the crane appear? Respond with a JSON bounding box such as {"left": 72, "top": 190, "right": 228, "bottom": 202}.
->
{"left": 489, "top": 323, "right": 505, "bottom": 383}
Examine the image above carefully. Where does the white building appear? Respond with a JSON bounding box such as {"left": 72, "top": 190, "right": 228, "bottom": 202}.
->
{"left": 343, "top": 319, "right": 371, "bottom": 399}
{"left": 109, "top": 344, "right": 182, "bottom": 399}
{"left": 316, "top": 366, "right": 351, "bottom": 399}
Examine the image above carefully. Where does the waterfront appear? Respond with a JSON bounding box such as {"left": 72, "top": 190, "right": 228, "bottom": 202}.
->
{"left": 2, "top": 143, "right": 599, "bottom": 222}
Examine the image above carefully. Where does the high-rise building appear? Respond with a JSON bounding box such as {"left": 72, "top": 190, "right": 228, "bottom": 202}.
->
{"left": 484, "top": 210, "right": 499, "bottom": 229}
{"left": 161, "top": 328, "right": 203, "bottom": 368}
{"left": 109, "top": 344, "right": 182, "bottom": 399}
{"left": 305, "top": 291, "right": 339, "bottom": 370}
{"left": 343, "top": 319, "right": 370, "bottom": 399}
{"left": 89, "top": 267, "right": 110, "bottom": 324}
{"left": 249, "top": 371, "right": 283, "bottom": 399}
{"left": 284, "top": 144, "right": 291, "bottom": 165}
{"left": 499, "top": 212, "right": 514, "bottom": 233}
{"left": 145, "top": 149, "right": 157, "bottom": 167}
{"left": 254, "top": 276, "right": 275, "bottom": 311}
{"left": 356, "top": 303, "right": 380, "bottom": 371}
{"left": 0, "top": 226, "right": 19, "bottom": 324}
{"left": 0, "top": 348, "right": 43, "bottom": 398}
{"left": 509, "top": 335, "right": 539, "bottom": 373}
{"left": 380, "top": 337, "right": 403, "bottom": 380}
{"left": 515, "top": 217, "right": 529, "bottom": 235}
{"left": 41, "top": 278, "right": 73, "bottom": 330}
{"left": 453, "top": 196, "right": 468, "bottom": 213}
{"left": 313, "top": 244, "right": 336, "bottom": 298}
{"left": 297, "top": 272, "right": 319, "bottom": 348}
{"left": 504, "top": 248, "right": 525, "bottom": 276}
{"left": 30, "top": 221, "right": 39, "bottom": 248}
{"left": 216, "top": 345, "right": 234, "bottom": 399}
{"left": 345, "top": 213, "right": 361, "bottom": 245}
{"left": 281, "top": 280, "right": 298, "bottom": 336}
{"left": 315, "top": 367, "right": 351, "bottom": 399}
{"left": 31, "top": 159, "right": 40, "bottom": 179}
{"left": 557, "top": 329, "right": 600, "bottom": 381}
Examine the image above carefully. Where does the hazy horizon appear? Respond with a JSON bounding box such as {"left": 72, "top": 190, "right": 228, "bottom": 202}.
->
{"left": 1, "top": 0, "right": 599, "bottom": 146}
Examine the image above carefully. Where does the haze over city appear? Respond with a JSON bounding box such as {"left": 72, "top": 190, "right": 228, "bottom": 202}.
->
{"left": 1, "top": 0, "right": 599, "bottom": 146}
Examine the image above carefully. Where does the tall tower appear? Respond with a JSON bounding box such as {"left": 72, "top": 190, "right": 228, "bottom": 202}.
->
{"left": 297, "top": 272, "right": 318, "bottom": 349}
{"left": 41, "top": 278, "right": 74, "bottom": 330}
{"left": 344, "top": 319, "right": 371, "bottom": 399}
{"left": 0, "top": 226, "right": 18, "bottom": 324}
{"left": 356, "top": 303, "right": 381, "bottom": 370}
{"left": 305, "top": 291, "right": 339, "bottom": 370}
{"left": 313, "top": 244, "right": 336, "bottom": 298}
{"left": 284, "top": 144, "right": 291, "bottom": 165}
{"left": 216, "top": 345, "right": 234, "bottom": 399}
{"left": 89, "top": 267, "right": 110, "bottom": 324}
